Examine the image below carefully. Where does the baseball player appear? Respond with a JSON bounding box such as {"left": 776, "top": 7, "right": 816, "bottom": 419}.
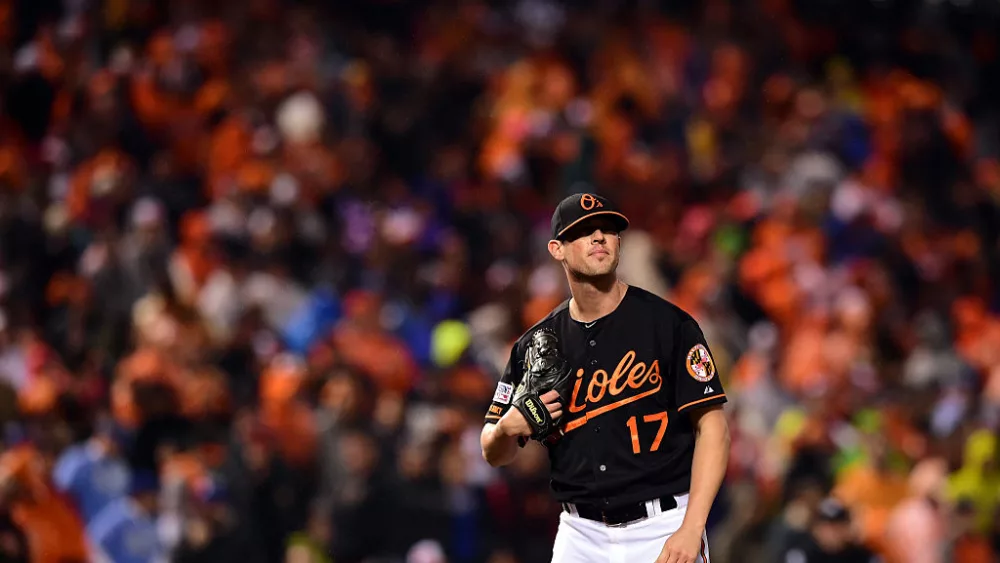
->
{"left": 481, "top": 193, "right": 730, "bottom": 563}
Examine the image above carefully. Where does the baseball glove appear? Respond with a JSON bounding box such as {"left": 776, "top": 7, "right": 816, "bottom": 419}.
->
{"left": 511, "top": 328, "right": 572, "bottom": 441}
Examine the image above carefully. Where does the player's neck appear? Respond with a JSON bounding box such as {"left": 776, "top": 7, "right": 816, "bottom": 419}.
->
{"left": 568, "top": 276, "right": 627, "bottom": 323}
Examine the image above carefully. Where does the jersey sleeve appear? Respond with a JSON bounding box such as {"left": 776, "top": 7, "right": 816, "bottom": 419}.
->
{"left": 674, "top": 319, "right": 727, "bottom": 413}
{"left": 484, "top": 340, "right": 524, "bottom": 424}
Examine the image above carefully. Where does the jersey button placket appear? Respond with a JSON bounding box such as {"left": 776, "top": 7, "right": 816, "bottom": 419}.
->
{"left": 585, "top": 332, "right": 609, "bottom": 486}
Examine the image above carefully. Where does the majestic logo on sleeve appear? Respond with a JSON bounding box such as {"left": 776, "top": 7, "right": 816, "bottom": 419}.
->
{"left": 686, "top": 344, "right": 716, "bottom": 382}
{"left": 563, "top": 350, "right": 661, "bottom": 432}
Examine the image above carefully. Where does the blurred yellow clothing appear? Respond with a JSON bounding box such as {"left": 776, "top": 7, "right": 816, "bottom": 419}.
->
{"left": 946, "top": 430, "right": 1000, "bottom": 534}
{"left": 286, "top": 533, "right": 332, "bottom": 563}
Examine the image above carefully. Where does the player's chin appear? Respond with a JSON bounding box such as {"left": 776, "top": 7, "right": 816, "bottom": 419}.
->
{"left": 587, "top": 254, "right": 617, "bottom": 275}
{"left": 589, "top": 258, "right": 617, "bottom": 275}
{"left": 579, "top": 265, "right": 616, "bottom": 278}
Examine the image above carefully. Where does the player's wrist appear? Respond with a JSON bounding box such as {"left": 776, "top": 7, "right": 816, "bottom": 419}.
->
{"left": 677, "top": 519, "right": 706, "bottom": 535}
{"left": 496, "top": 413, "right": 519, "bottom": 438}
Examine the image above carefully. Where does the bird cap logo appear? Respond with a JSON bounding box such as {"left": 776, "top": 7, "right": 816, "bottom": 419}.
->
{"left": 580, "top": 194, "right": 604, "bottom": 210}
{"left": 685, "top": 344, "right": 716, "bottom": 382}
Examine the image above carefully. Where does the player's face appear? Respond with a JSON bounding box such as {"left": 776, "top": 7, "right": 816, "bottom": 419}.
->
{"left": 550, "top": 217, "right": 621, "bottom": 279}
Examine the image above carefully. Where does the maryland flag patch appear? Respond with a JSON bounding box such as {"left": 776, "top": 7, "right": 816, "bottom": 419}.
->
{"left": 685, "top": 344, "right": 716, "bottom": 382}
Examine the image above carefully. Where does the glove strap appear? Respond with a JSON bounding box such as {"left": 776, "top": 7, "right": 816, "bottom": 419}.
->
{"left": 515, "top": 393, "right": 553, "bottom": 438}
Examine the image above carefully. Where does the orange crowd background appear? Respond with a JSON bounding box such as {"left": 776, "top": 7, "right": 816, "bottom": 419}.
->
{"left": 1, "top": 0, "right": 999, "bottom": 562}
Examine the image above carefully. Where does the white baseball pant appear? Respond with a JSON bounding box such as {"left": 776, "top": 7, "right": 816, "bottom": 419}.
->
{"left": 550, "top": 493, "right": 710, "bottom": 563}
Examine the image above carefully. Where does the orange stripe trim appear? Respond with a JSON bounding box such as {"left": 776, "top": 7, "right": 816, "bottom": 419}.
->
{"left": 554, "top": 211, "right": 631, "bottom": 239}
{"left": 563, "top": 386, "right": 660, "bottom": 432}
{"left": 700, "top": 538, "right": 708, "bottom": 563}
{"left": 485, "top": 414, "right": 501, "bottom": 420}
{"left": 678, "top": 394, "right": 726, "bottom": 412}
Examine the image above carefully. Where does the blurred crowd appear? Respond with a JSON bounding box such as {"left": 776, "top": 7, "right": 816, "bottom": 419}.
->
{"left": 1, "top": 0, "right": 1000, "bottom": 562}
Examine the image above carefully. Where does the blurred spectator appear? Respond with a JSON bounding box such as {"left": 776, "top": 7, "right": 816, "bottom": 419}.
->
{"left": 832, "top": 432, "right": 910, "bottom": 555}
{"left": 0, "top": 505, "right": 29, "bottom": 563}
{"left": 0, "top": 0, "right": 999, "bottom": 561}
{"left": 946, "top": 429, "right": 1000, "bottom": 536}
{"left": 86, "top": 468, "right": 164, "bottom": 563}
{"left": 883, "top": 457, "right": 948, "bottom": 563}
{"left": 764, "top": 478, "right": 826, "bottom": 560}
{"left": 949, "top": 499, "right": 996, "bottom": 563}
{"left": 778, "top": 497, "right": 880, "bottom": 563}
{"left": 0, "top": 443, "right": 88, "bottom": 563}
{"left": 328, "top": 427, "right": 397, "bottom": 563}
{"left": 51, "top": 412, "right": 131, "bottom": 525}
{"left": 285, "top": 503, "right": 332, "bottom": 563}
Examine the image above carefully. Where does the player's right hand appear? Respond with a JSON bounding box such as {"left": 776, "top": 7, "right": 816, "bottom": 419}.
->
{"left": 499, "top": 390, "right": 563, "bottom": 437}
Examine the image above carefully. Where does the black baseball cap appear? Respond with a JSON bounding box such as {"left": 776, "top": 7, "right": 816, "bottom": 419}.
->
{"left": 550, "top": 193, "right": 630, "bottom": 241}
{"left": 815, "top": 498, "right": 851, "bottom": 523}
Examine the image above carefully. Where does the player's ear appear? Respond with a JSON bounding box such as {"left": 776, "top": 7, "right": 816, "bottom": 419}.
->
{"left": 548, "top": 240, "right": 564, "bottom": 261}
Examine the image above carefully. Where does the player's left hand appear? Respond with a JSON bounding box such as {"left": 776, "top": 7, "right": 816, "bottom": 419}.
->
{"left": 654, "top": 524, "right": 703, "bottom": 563}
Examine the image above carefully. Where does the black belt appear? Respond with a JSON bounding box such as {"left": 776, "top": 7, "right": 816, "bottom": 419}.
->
{"left": 563, "top": 495, "right": 678, "bottom": 526}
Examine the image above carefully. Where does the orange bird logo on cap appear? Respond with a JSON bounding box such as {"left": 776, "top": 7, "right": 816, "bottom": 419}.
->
{"left": 580, "top": 194, "right": 604, "bottom": 210}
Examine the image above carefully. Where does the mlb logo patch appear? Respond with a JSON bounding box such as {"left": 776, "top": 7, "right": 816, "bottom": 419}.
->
{"left": 493, "top": 382, "right": 513, "bottom": 404}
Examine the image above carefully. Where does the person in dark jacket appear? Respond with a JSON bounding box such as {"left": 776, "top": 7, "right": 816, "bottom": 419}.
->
{"left": 0, "top": 507, "right": 30, "bottom": 563}
{"left": 779, "top": 497, "right": 882, "bottom": 563}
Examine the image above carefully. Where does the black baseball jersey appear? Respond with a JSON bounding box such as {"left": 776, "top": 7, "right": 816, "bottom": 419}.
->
{"left": 484, "top": 285, "right": 727, "bottom": 509}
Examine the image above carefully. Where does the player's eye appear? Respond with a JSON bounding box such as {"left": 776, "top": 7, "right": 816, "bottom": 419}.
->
{"left": 565, "top": 222, "right": 616, "bottom": 241}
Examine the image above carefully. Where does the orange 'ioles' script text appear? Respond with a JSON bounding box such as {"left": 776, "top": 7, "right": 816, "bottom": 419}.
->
{"left": 564, "top": 351, "right": 661, "bottom": 432}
